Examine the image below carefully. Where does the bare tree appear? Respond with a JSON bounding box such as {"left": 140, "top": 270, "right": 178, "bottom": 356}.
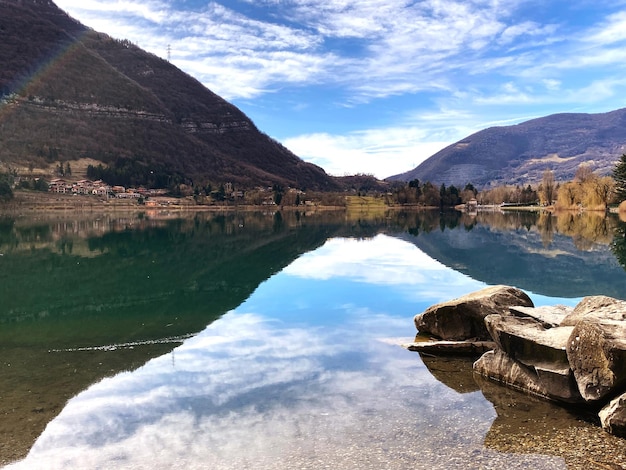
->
{"left": 574, "top": 163, "right": 594, "bottom": 183}
{"left": 541, "top": 170, "right": 555, "bottom": 205}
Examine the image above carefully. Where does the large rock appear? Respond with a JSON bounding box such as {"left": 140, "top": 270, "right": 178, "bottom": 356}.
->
{"left": 566, "top": 319, "right": 626, "bottom": 402}
{"left": 485, "top": 314, "right": 572, "bottom": 367}
{"left": 474, "top": 349, "right": 582, "bottom": 403}
{"left": 561, "top": 295, "right": 626, "bottom": 326}
{"left": 483, "top": 314, "right": 581, "bottom": 402}
{"left": 600, "top": 393, "right": 626, "bottom": 437}
{"left": 414, "top": 285, "right": 533, "bottom": 341}
{"left": 509, "top": 305, "right": 572, "bottom": 328}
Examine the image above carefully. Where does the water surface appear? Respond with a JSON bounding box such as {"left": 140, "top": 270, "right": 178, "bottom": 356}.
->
{"left": 2, "top": 210, "right": 626, "bottom": 469}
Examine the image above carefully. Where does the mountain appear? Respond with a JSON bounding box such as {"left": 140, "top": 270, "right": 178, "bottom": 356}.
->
{"left": 0, "top": 0, "right": 339, "bottom": 190}
{"left": 389, "top": 108, "right": 626, "bottom": 188}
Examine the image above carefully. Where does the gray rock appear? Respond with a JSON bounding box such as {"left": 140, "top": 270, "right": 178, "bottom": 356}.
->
{"left": 484, "top": 314, "right": 573, "bottom": 368}
{"left": 414, "top": 285, "right": 533, "bottom": 341}
{"left": 599, "top": 393, "right": 626, "bottom": 437}
{"left": 509, "top": 305, "right": 573, "bottom": 328}
{"left": 412, "top": 287, "right": 626, "bottom": 437}
{"left": 566, "top": 319, "right": 626, "bottom": 402}
{"left": 404, "top": 340, "right": 495, "bottom": 356}
{"left": 473, "top": 349, "right": 582, "bottom": 403}
{"left": 561, "top": 295, "right": 626, "bottom": 326}
{"left": 474, "top": 350, "right": 553, "bottom": 400}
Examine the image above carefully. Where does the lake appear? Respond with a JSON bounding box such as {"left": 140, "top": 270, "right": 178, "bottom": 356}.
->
{"left": 2, "top": 209, "right": 626, "bottom": 469}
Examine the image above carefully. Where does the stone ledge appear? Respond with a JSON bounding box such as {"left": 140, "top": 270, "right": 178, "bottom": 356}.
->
{"left": 403, "top": 340, "right": 495, "bottom": 356}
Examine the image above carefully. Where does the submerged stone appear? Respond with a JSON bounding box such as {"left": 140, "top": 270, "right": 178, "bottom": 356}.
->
{"left": 600, "top": 393, "right": 626, "bottom": 438}
{"left": 404, "top": 339, "right": 495, "bottom": 356}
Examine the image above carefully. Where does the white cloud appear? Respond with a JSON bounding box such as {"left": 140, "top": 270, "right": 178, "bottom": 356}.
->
{"left": 585, "top": 10, "right": 626, "bottom": 46}
{"left": 55, "top": 0, "right": 561, "bottom": 102}
{"left": 283, "top": 129, "right": 450, "bottom": 178}
{"left": 542, "top": 79, "right": 561, "bottom": 91}
{"left": 498, "top": 21, "right": 557, "bottom": 45}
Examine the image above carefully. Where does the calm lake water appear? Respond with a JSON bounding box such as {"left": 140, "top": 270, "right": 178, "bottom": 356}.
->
{"left": 2, "top": 209, "right": 626, "bottom": 469}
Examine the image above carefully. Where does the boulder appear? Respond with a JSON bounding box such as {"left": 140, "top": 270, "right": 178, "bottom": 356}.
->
{"left": 473, "top": 349, "right": 582, "bottom": 403}
{"left": 561, "top": 295, "right": 626, "bottom": 326}
{"left": 484, "top": 314, "right": 573, "bottom": 368}
{"left": 414, "top": 285, "right": 533, "bottom": 341}
{"left": 411, "top": 287, "right": 626, "bottom": 437}
{"left": 483, "top": 314, "right": 581, "bottom": 402}
{"left": 599, "top": 393, "right": 626, "bottom": 438}
{"left": 509, "top": 305, "right": 572, "bottom": 328}
{"left": 566, "top": 319, "right": 626, "bottom": 402}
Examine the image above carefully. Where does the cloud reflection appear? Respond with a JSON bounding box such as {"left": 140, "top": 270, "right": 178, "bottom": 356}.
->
{"left": 6, "top": 311, "right": 505, "bottom": 470}
{"left": 283, "top": 234, "right": 484, "bottom": 303}
{"left": 4, "top": 234, "right": 569, "bottom": 470}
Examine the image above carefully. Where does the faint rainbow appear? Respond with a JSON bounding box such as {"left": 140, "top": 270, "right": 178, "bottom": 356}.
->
{"left": 0, "top": 31, "right": 88, "bottom": 123}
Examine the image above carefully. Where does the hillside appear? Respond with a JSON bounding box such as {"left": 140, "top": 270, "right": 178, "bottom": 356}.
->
{"left": 389, "top": 108, "right": 626, "bottom": 188}
{"left": 0, "top": 0, "right": 339, "bottom": 190}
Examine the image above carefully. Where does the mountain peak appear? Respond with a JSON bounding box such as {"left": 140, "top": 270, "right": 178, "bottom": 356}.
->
{"left": 0, "top": 0, "right": 338, "bottom": 190}
{"left": 389, "top": 108, "right": 626, "bottom": 187}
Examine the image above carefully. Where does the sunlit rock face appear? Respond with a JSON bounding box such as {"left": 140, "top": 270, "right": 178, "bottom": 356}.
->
{"left": 482, "top": 314, "right": 582, "bottom": 403}
{"left": 600, "top": 393, "right": 626, "bottom": 437}
{"left": 413, "top": 285, "right": 533, "bottom": 341}
{"left": 566, "top": 318, "right": 626, "bottom": 402}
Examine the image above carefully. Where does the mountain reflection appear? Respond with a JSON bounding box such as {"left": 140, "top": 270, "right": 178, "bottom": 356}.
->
{"left": 0, "top": 210, "right": 352, "bottom": 464}
{"left": 399, "top": 210, "right": 626, "bottom": 299}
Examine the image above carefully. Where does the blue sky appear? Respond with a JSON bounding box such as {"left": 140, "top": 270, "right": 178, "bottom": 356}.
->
{"left": 54, "top": 0, "right": 626, "bottom": 179}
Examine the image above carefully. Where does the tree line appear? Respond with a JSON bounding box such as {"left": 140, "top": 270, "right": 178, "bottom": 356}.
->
{"left": 386, "top": 155, "right": 626, "bottom": 210}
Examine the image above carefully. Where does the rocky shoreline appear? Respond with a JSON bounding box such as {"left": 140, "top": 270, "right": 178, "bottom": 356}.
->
{"left": 407, "top": 285, "right": 626, "bottom": 438}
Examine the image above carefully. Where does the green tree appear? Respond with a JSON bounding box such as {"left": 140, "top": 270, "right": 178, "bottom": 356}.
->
{"left": 273, "top": 184, "right": 284, "bottom": 206}
{"left": 33, "top": 178, "right": 49, "bottom": 192}
{"left": 0, "top": 176, "right": 13, "bottom": 201}
{"left": 613, "top": 154, "right": 626, "bottom": 203}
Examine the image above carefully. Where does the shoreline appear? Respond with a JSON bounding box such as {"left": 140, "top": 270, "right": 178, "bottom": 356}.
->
{"left": 0, "top": 191, "right": 347, "bottom": 215}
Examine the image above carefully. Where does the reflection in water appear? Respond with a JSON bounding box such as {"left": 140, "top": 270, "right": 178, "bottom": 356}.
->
{"left": 418, "top": 353, "right": 626, "bottom": 468}
{"left": 401, "top": 210, "right": 626, "bottom": 299}
{"left": 612, "top": 219, "right": 626, "bottom": 271}
{"left": 0, "top": 210, "right": 354, "bottom": 464}
{"left": 6, "top": 309, "right": 567, "bottom": 470}
{"left": 2, "top": 211, "right": 626, "bottom": 468}
{"left": 419, "top": 355, "right": 481, "bottom": 394}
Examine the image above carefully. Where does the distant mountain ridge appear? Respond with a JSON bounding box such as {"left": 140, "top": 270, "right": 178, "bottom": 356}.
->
{"left": 0, "top": 0, "right": 339, "bottom": 190}
{"left": 389, "top": 108, "right": 626, "bottom": 188}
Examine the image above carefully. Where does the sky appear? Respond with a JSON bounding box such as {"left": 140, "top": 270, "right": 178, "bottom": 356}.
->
{"left": 52, "top": 0, "right": 626, "bottom": 179}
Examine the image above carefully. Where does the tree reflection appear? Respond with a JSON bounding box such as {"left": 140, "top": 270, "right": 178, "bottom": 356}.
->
{"left": 612, "top": 219, "right": 626, "bottom": 271}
